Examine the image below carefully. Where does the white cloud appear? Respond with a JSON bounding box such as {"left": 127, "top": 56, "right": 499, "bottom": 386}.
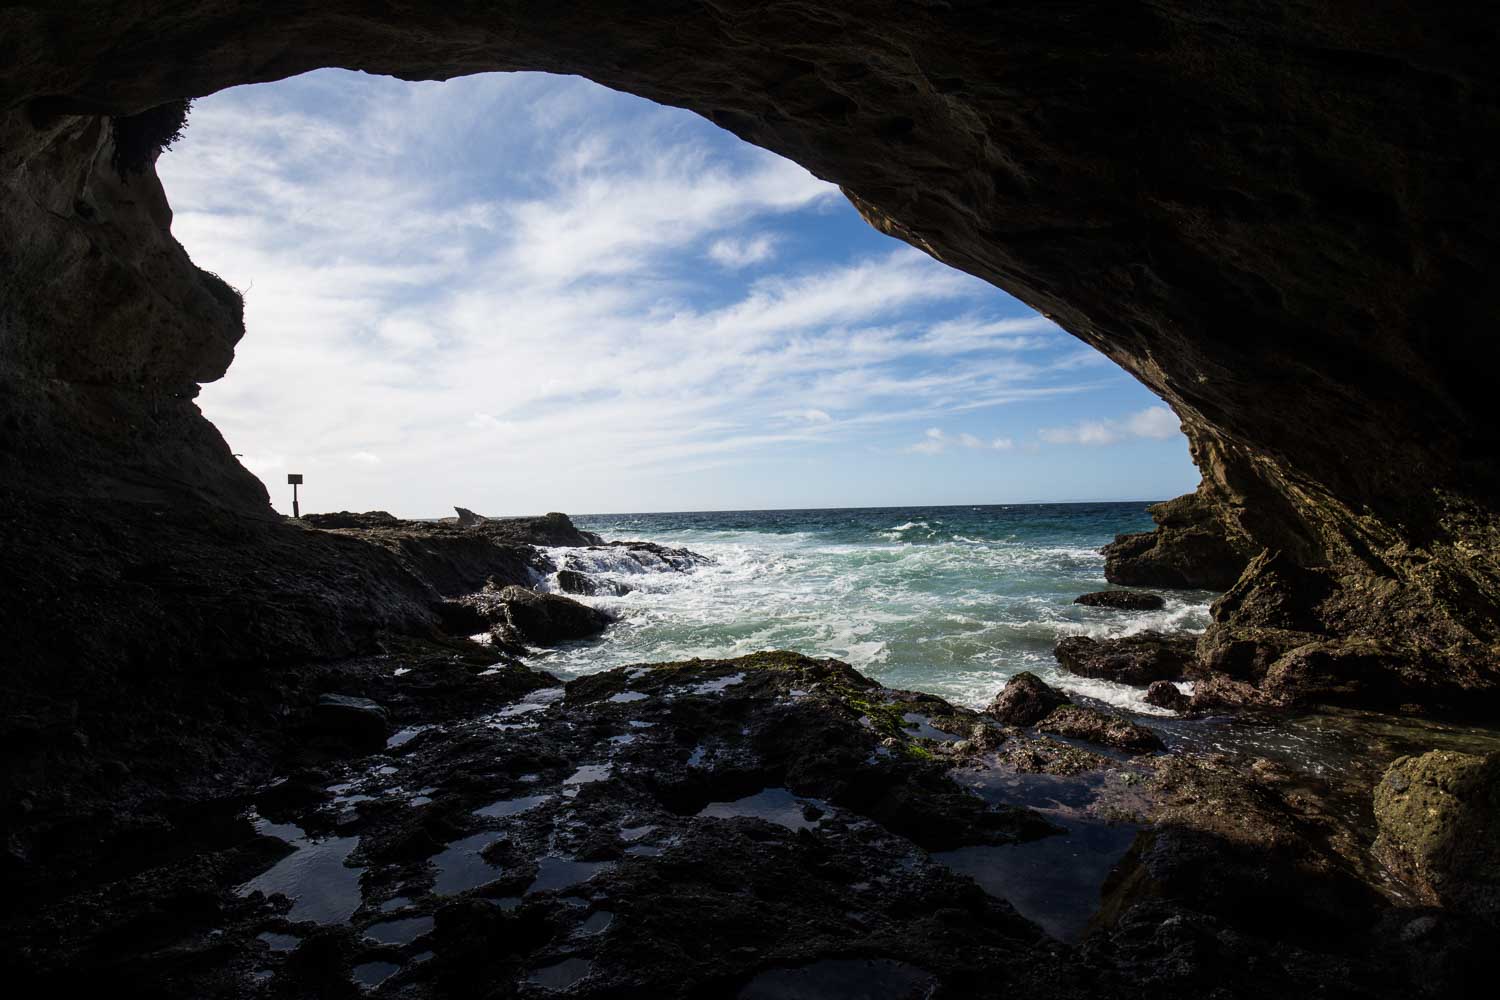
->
{"left": 1038, "top": 405, "right": 1181, "bottom": 446}
{"left": 906, "top": 427, "right": 1018, "bottom": 456}
{"left": 154, "top": 69, "right": 1173, "bottom": 514}
{"left": 707, "top": 234, "right": 777, "bottom": 268}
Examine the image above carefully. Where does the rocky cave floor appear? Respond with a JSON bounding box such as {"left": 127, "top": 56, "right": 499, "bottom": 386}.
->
{"left": 4, "top": 520, "right": 1500, "bottom": 999}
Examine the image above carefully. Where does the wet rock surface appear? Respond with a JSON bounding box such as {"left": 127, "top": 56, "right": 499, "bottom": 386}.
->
{"left": 1036, "top": 706, "right": 1166, "bottom": 754}
{"left": 312, "top": 694, "right": 391, "bottom": 750}
{"left": 1144, "top": 680, "right": 1190, "bottom": 712}
{"left": 1074, "top": 590, "right": 1165, "bottom": 611}
{"left": 460, "top": 585, "right": 614, "bottom": 646}
{"left": 1054, "top": 632, "right": 1199, "bottom": 686}
{"left": 985, "top": 671, "right": 1070, "bottom": 726}
{"left": 5, "top": 650, "right": 1498, "bottom": 998}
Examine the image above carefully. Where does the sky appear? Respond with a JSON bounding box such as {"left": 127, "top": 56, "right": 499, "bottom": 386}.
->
{"left": 158, "top": 69, "right": 1198, "bottom": 517}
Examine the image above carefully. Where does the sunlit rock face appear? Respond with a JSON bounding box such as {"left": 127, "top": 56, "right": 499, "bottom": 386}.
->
{"left": 2, "top": 2, "right": 1498, "bottom": 703}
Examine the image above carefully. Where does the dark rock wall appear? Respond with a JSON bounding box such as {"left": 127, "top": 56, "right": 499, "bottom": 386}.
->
{"left": 3, "top": 2, "right": 1499, "bottom": 701}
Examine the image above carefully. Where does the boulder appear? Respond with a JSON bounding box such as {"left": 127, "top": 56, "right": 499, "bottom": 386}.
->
{"left": 1101, "top": 490, "right": 1252, "bottom": 591}
{"left": 1053, "top": 632, "right": 1198, "bottom": 685}
{"left": 312, "top": 693, "right": 389, "bottom": 749}
{"left": 985, "top": 672, "right": 1070, "bottom": 726}
{"left": 556, "top": 569, "right": 633, "bottom": 597}
{"left": 1074, "top": 590, "right": 1165, "bottom": 611}
{"left": 490, "top": 585, "right": 612, "bottom": 645}
{"left": 1373, "top": 750, "right": 1500, "bottom": 919}
{"left": 1035, "top": 705, "right": 1165, "bottom": 753}
{"left": 556, "top": 569, "right": 596, "bottom": 595}
{"left": 1144, "top": 680, "right": 1190, "bottom": 712}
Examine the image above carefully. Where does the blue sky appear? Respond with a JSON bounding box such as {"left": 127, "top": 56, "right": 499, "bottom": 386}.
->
{"left": 158, "top": 70, "right": 1197, "bottom": 517}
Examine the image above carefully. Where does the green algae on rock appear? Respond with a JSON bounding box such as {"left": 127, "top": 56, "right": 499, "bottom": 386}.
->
{"left": 1374, "top": 750, "right": 1500, "bottom": 920}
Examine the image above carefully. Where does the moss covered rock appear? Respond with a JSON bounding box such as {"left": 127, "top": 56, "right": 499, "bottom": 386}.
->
{"left": 1373, "top": 750, "right": 1500, "bottom": 919}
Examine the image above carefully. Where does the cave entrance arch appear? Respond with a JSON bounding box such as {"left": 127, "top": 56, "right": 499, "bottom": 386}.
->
{"left": 5, "top": 3, "right": 1500, "bottom": 705}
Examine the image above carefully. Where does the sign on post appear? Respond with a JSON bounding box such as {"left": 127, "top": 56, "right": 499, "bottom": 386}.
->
{"left": 287, "top": 473, "right": 303, "bottom": 518}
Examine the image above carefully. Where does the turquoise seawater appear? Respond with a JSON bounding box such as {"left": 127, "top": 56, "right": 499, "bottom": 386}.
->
{"left": 529, "top": 503, "right": 1217, "bottom": 713}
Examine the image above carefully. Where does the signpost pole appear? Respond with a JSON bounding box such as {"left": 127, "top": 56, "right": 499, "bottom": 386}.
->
{"left": 287, "top": 474, "right": 303, "bottom": 519}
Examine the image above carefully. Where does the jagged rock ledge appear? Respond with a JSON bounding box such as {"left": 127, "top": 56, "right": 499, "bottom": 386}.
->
{"left": 4, "top": 650, "right": 1494, "bottom": 997}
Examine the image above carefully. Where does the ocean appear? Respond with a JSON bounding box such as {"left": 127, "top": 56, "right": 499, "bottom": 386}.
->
{"left": 525, "top": 503, "right": 1217, "bottom": 715}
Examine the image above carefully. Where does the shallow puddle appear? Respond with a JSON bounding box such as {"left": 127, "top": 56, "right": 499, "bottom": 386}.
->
{"left": 526, "top": 856, "right": 613, "bottom": 895}
{"left": 934, "top": 821, "right": 1139, "bottom": 941}
{"left": 578, "top": 910, "right": 614, "bottom": 935}
{"left": 431, "top": 832, "right": 502, "bottom": 895}
{"left": 697, "top": 788, "right": 827, "bottom": 832}
{"left": 352, "top": 960, "right": 401, "bottom": 989}
{"left": 363, "top": 914, "right": 434, "bottom": 946}
{"left": 386, "top": 726, "right": 427, "bottom": 749}
{"left": 608, "top": 691, "right": 649, "bottom": 703}
{"left": 237, "top": 825, "right": 363, "bottom": 925}
{"left": 737, "top": 958, "right": 935, "bottom": 999}
{"left": 528, "top": 957, "right": 593, "bottom": 992}
{"left": 256, "top": 931, "right": 300, "bottom": 952}
{"left": 902, "top": 711, "right": 959, "bottom": 741}
{"left": 474, "top": 794, "right": 551, "bottom": 819}
{"left": 690, "top": 672, "right": 746, "bottom": 695}
{"left": 563, "top": 764, "right": 612, "bottom": 797}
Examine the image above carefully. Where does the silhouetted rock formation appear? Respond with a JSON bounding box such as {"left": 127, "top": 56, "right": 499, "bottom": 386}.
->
{"left": 1102, "top": 490, "right": 1252, "bottom": 591}
{"left": 4, "top": 3, "right": 1500, "bottom": 708}
{"left": 6, "top": 3, "right": 1497, "bottom": 709}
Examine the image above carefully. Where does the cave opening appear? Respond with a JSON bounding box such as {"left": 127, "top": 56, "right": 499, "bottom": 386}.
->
{"left": 6, "top": 6, "right": 1500, "bottom": 992}
{"left": 155, "top": 69, "right": 1199, "bottom": 518}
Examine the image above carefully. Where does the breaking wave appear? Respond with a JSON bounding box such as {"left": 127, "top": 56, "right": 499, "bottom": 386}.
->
{"left": 525, "top": 503, "right": 1215, "bottom": 717}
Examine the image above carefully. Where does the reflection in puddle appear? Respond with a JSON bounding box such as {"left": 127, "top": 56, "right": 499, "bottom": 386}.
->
{"left": 608, "top": 691, "right": 649, "bottom": 703}
{"left": 690, "top": 672, "right": 746, "bottom": 695}
{"left": 386, "top": 726, "right": 427, "bottom": 749}
{"left": 902, "top": 712, "right": 959, "bottom": 741}
{"left": 527, "top": 856, "right": 614, "bottom": 895}
{"left": 237, "top": 823, "right": 362, "bottom": 925}
{"left": 431, "top": 832, "right": 501, "bottom": 895}
{"left": 475, "top": 794, "right": 551, "bottom": 819}
{"left": 940, "top": 761, "right": 1144, "bottom": 941}
{"left": 697, "top": 788, "right": 827, "bottom": 832}
{"left": 563, "top": 764, "right": 612, "bottom": 797}
{"left": 257, "top": 931, "right": 300, "bottom": 953}
{"left": 352, "top": 960, "right": 401, "bottom": 989}
{"left": 494, "top": 688, "right": 566, "bottom": 721}
{"left": 934, "top": 823, "right": 1138, "bottom": 941}
{"left": 737, "top": 958, "right": 935, "bottom": 1000}
{"left": 579, "top": 910, "right": 614, "bottom": 935}
{"left": 528, "top": 957, "right": 593, "bottom": 992}
{"left": 363, "top": 914, "right": 434, "bottom": 946}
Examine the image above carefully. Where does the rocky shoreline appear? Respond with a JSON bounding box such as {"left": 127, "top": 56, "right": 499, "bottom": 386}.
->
{"left": 3, "top": 511, "right": 1497, "bottom": 997}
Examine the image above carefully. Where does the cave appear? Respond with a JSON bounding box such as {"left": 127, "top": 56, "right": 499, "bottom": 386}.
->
{"left": 3, "top": 3, "right": 1498, "bottom": 996}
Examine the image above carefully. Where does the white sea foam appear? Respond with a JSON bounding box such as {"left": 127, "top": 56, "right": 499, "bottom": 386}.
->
{"left": 531, "top": 515, "right": 1215, "bottom": 718}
